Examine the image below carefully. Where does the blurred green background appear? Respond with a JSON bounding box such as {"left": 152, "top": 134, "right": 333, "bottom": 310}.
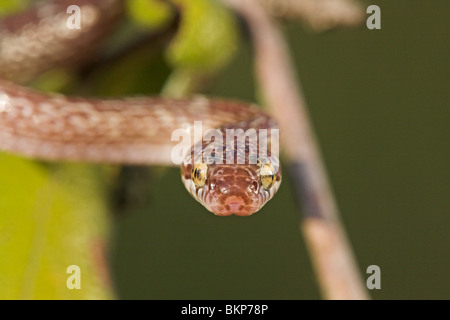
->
{"left": 0, "top": 0, "right": 448, "bottom": 300}
{"left": 110, "top": 0, "right": 449, "bottom": 299}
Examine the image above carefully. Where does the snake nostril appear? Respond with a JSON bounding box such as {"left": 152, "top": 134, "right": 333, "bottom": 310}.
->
{"left": 248, "top": 180, "right": 259, "bottom": 194}
{"left": 209, "top": 179, "right": 217, "bottom": 191}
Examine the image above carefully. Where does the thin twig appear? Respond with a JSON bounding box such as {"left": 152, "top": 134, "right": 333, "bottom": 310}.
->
{"left": 258, "top": 0, "right": 365, "bottom": 31}
{"left": 223, "top": 0, "right": 369, "bottom": 300}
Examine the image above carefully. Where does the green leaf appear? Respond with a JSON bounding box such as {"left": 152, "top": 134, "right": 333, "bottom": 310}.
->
{"left": 166, "top": 0, "right": 240, "bottom": 73}
{"left": 0, "top": 0, "right": 29, "bottom": 16}
{"left": 126, "top": 0, "right": 174, "bottom": 30}
{"left": 0, "top": 154, "right": 113, "bottom": 299}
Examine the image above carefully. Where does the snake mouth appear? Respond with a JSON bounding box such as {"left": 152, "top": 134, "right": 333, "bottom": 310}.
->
{"left": 208, "top": 196, "right": 260, "bottom": 216}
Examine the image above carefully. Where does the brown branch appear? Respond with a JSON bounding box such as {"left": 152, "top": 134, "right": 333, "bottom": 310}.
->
{"left": 258, "top": 0, "right": 365, "bottom": 31}
{"left": 223, "top": 0, "right": 369, "bottom": 300}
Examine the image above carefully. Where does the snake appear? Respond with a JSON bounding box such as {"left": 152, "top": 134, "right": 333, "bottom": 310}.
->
{"left": 0, "top": 0, "right": 282, "bottom": 216}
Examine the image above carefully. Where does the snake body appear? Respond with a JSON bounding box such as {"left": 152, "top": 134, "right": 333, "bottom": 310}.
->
{"left": 0, "top": 0, "right": 281, "bottom": 216}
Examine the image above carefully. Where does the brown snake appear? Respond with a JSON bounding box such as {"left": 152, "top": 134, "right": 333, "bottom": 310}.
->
{"left": 0, "top": 0, "right": 282, "bottom": 216}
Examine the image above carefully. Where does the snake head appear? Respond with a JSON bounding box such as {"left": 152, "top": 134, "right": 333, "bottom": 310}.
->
{"left": 181, "top": 160, "right": 282, "bottom": 216}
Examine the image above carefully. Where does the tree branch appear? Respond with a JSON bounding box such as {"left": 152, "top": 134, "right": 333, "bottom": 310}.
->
{"left": 259, "top": 0, "right": 365, "bottom": 31}
{"left": 223, "top": 0, "right": 369, "bottom": 300}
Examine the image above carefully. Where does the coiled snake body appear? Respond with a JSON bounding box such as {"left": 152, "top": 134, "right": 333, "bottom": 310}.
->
{"left": 0, "top": 0, "right": 281, "bottom": 216}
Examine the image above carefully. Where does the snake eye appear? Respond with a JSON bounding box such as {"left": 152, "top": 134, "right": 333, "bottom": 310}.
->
{"left": 259, "top": 161, "right": 276, "bottom": 191}
{"left": 191, "top": 163, "right": 208, "bottom": 188}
